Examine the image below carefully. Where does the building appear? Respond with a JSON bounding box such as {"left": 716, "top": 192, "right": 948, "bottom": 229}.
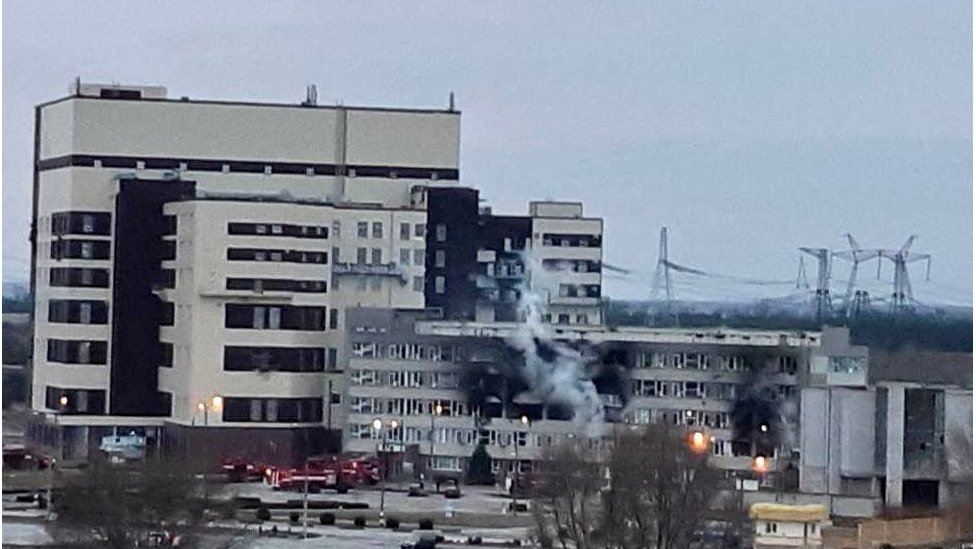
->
{"left": 749, "top": 503, "right": 830, "bottom": 549}
{"left": 343, "top": 307, "right": 870, "bottom": 482}
{"left": 799, "top": 349, "right": 973, "bottom": 512}
{"left": 29, "top": 82, "right": 460, "bottom": 461}
{"left": 28, "top": 81, "right": 605, "bottom": 464}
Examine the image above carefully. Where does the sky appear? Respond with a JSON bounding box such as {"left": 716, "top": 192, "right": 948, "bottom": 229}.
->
{"left": 3, "top": 1, "right": 972, "bottom": 304}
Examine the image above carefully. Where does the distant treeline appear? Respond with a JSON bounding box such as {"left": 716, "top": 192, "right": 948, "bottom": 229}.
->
{"left": 2, "top": 296, "right": 31, "bottom": 314}
{"left": 606, "top": 302, "right": 973, "bottom": 353}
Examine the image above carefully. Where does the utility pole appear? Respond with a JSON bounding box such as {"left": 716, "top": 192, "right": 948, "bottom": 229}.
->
{"left": 875, "top": 236, "right": 931, "bottom": 312}
{"left": 798, "top": 247, "right": 832, "bottom": 320}
{"left": 650, "top": 227, "right": 675, "bottom": 324}
{"left": 831, "top": 234, "right": 881, "bottom": 319}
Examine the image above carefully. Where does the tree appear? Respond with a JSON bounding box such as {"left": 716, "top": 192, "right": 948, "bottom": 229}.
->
{"left": 466, "top": 444, "right": 494, "bottom": 485}
{"left": 531, "top": 424, "right": 724, "bottom": 549}
{"left": 56, "top": 455, "right": 208, "bottom": 548}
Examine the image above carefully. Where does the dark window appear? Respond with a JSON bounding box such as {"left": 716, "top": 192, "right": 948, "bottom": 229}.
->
{"left": 221, "top": 397, "right": 323, "bottom": 423}
{"left": 44, "top": 386, "right": 107, "bottom": 415}
{"left": 160, "top": 301, "right": 175, "bottom": 326}
{"left": 225, "top": 278, "right": 327, "bottom": 293}
{"left": 49, "top": 267, "right": 110, "bottom": 288}
{"left": 99, "top": 88, "right": 142, "bottom": 100}
{"left": 159, "top": 343, "right": 173, "bottom": 368}
{"left": 51, "top": 211, "right": 112, "bottom": 236}
{"left": 328, "top": 309, "right": 339, "bottom": 330}
{"left": 50, "top": 239, "right": 111, "bottom": 260}
{"left": 161, "top": 240, "right": 176, "bottom": 261}
{"left": 327, "top": 348, "right": 338, "bottom": 371}
{"left": 48, "top": 300, "right": 108, "bottom": 324}
{"left": 225, "top": 304, "right": 326, "bottom": 331}
{"left": 226, "top": 248, "right": 328, "bottom": 264}
{"left": 227, "top": 222, "right": 328, "bottom": 239}
{"left": 46, "top": 339, "right": 108, "bottom": 365}
{"left": 162, "top": 215, "right": 177, "bottom": 236}
{"left": 223, "top": 346, "right": 325, "bottom": 372}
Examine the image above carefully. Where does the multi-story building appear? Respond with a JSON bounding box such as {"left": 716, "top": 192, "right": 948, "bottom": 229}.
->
{"left": 29, "top": 82, "right": 459, "bottom": 460}
{"left": 27, "top": 81, "right": 605, "bottom": 463}
{"left": 343, "top": 307, "right": 862, "bottom": 481}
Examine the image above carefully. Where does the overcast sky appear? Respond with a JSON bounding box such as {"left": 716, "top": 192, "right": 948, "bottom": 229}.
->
{"left": 3, "top": 1, "right": 971, "bottom": 303}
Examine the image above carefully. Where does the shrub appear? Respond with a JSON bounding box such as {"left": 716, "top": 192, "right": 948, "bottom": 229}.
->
{"left": 353, "top": 515, "right": 366, "bottom": 528}
{"left": 319, "top": 512, "right": 336, "bottom": 525}
{"left": 256, "top": 507, "right": 271, "bottom": 521}
{"left": 465, "top": 444, "right": 494, "bottom": 485}
{"left": 289, "top": 511, "right": 300, "bottom": 524}
{"left": 386, "top": 517, "right": 400, "bottom": 529}
{"left": 419, "top": 518, "right": 434, "bottom": 530}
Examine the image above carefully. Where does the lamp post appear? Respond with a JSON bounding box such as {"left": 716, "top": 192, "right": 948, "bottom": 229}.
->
{"left": 429, "top": 403, "right": 442, "bottom": 479}
{"left": 372, "top": 417, "right": 400, "bottom": 520}
{"left": 510, "top": 415, "right": 529, "bottom": 514}
{"left": 196, "top": 396, "right": 223, "bottom": 509}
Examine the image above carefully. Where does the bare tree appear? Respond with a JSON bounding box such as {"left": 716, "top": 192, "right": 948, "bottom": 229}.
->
{"left": 56, "top": 454, "right": 208, "bottom": 548}
{"left": 532, "top": 438, "right": 605, "bottom": 549}
{"left": 531, "top": 424, "right": 724, "bottom": 549}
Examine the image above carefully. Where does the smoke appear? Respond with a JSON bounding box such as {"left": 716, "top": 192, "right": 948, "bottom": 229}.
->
{"left": 507, "top": 251, "right": 605, "bottom": 435}
{"left": 730, "top": 356, "right": 798, "bottom": 457}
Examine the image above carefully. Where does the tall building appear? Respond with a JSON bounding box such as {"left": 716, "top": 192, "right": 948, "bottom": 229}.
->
{"left": 29, "top": 82, "right": 459, "bottom": 460}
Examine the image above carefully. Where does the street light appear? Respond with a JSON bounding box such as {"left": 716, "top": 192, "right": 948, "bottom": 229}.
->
{"left": 429, "top": 403, "right": 443, "bottom": 479}
{"left": 196, "top": 396, "right": 224, "bottom": 510}
{"left": 373, "top": 418, "right": 401, "bottom": 519}
{"left": 510, "top": 415, "right": 530, "bottom": 514}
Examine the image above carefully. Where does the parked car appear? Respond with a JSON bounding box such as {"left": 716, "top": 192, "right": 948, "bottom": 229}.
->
{"left": 407, "top": 483, "right": 428, "bottom": 497}
{"left": 443, "top": 486, "right": 462, "bottom": 499}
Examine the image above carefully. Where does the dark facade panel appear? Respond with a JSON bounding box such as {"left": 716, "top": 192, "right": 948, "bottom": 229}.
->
{"left": 424, "top": 187, "right": 480, "bottom": 321}
{"left": 109, "top": 178, "right": 196, "bottom": 416}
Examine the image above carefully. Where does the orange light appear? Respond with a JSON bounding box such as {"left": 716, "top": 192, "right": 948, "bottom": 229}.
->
{"left": 689, "top": 431, "right": 708, "bottom": 453}
{"left": 753, "top": 456, "right": 768, "bottom": 473}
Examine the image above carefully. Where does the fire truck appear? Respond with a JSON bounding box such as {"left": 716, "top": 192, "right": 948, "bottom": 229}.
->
{"left": 261, "top": 455, "right": 380, "bottom": 492}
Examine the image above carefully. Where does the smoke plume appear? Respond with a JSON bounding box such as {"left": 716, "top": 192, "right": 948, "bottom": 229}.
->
{"left": 507, "top": 251, "right": 605, "bottom": 434}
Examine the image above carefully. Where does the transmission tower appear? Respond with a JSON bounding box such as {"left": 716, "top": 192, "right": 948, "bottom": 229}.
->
{"left": 651, "top": 227, "right": 674, "bottom": 308}
{"left": 831, "top": 234, "right": 881, "bottom": 319}
{"left": 798, "top": 247, "right": 832, "bottom": 320}
{"left": 875, "top": 235, "right": 932, "bottom": 312}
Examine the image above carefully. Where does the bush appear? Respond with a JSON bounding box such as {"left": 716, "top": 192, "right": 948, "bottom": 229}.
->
{"left": 465, "top": 444, "right": 494, "bottom": 485}
{"left": 289, "top": 511, "right": 300, "bottom": 524}
{"left": 419, "top": 518, "right": 434, "bottom": 530}
{"left": 386, "top": 517, "right": 400, "bottom": 529}
{"left": 256, "top": 507, "right": 271, "bottom": 521}
{"left": 353, "top": 515, "right": 366, "bottom": 528}
{"left": 319, "top": 512, "right": 335, "bottom": 525}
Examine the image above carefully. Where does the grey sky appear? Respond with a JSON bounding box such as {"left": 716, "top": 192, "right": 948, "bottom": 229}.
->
{"left": 3, "top": 1, "right": 971, "bottom": 303}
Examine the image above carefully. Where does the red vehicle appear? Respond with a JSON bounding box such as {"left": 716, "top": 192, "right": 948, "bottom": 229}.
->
{"left": 261, "top": 455, "right": 381, "bottom": 492}
{"left": 219, "top": 457, "right": 263, "bottom": 482}
{"left": 3, "top": 446, "right": 52, "bottom": 471}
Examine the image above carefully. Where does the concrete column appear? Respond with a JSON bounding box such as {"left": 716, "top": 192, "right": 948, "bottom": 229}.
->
{"left": 885, "top": 385, "right": 905, "bottom": 508}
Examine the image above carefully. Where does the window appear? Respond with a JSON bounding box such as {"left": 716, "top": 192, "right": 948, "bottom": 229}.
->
{"left": 413, "top": 276, "right": 424, "bottom": 292}
{"left": 400, "top": 249, "right": 410, "bottom": 265}
{"left": 435, "top": 250, "right": 446, "bottom": 268}
{"left": 414, "top": 249, "right": 425, "bottom": 266}
{"left": 399, "top": 223, "right": 410, "bottom": 240}
{"left": 357, "top": 248, "right": 367, "bottom": 265}
{"left": 224, "top": 347, "right": 325, "bottom": 372}
{"left": 372, "top": 222, "right": 383, "bottom": 238}
{"left": 435, "top": 224, "right": 447, "bottom": 242}
{"left": 557, "top": 314, "right": 570, "bottom": 324}
{"left": 357, "top": 222, "right": 369, "bottom": 238}
{"left": 371, "top": 248, "right": 382, "bottom": 265}
{"left": 327, "top": 348, "right": 338, "bottom": 370}
{"left": 332, "top": 221, "right": 341, "bottom": 237}
{"left": 48, "top": 300, "right": 108, "bottom": 324}
{"left": 225, "top": 304, "right": 326, "bottom": 331}
{"left": 49, "top": 268, "right": 110, "bottom": 288}
{"left": 435, "top": 276, "right": 445, "bottom": 294}
{"left": 576, "top": 314, "right": 588, "bottom": 325}
{"left": 329, "top": 309, "right": 339, "bottom": 330}
{"left": 415, "top": 224, "right": 426, "bottom": 238}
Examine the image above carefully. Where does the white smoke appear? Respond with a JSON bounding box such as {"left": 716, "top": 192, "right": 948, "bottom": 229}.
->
{"left": 507, "top": 250, "right": 605, "bottom": 435}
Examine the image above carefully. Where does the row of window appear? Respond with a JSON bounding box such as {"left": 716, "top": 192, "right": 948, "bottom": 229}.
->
{"left": 348, "top": 423, "right": 580, "bottom": 452}
{"left": 631, "top": 408, "right": 731, "bottom": 429}
{"left": 541, "top": 259, "right": 600, "bottom": 273}
{"left": 50, "top": 239, "right": 111, "bottom": 261}
{"left": 51, "top": 211, "right": 112, "bottom": 236}
{"left": 348, "top": 370, "right": 463, "bottom": 390}
{"left": 49, "top": 267, "right": 110, "bottom": 288}
{"left": 47, "top": 339, "right": 108, "bottom": 365}
{"left": 228, "top": 222, "right": 329, "bottom": 239}
{"left": 44, "top": 386, "right": 106, "bottom": 415}
{"left": 398, "top": 223, "right": 426, "bottom": 240}
{"left": 397, "top": 248, "right": 427, "bottom": 267}
{"left": 630, "top": 380, "right": 797, "bottom": 400}
{"left": 227, "top": 248, "right": 328, "bottom": 264}
{"left": 541, "top": 233, "right": 602, "bottom": 248}
{"left": 636, "top": 352, "right": 799, "bottom": 374}
{"left": 542, "top": 313, "right": 591, "bottom": 325}
{"left": 556, "top": 284, "right": 601, "bottom": 298}
{"left": 349, "top": 342, "right": 464, "bottom": 362}
{"left": 226, "top": 278, "right": 328, "bottom": 294}
{"left": 224, "top": 346, "right": 338, "bottom": 372}
{"left": 222, "top": 397, "right": 323, "bottom": 423}
{"left": 48, "top": 300, "right": 108, "bottom": 324}
{"left": 349, "top": 393, "right": 466, "bottom": 416}
{"left": 224, "top": 304, "right": 335, "bottom": 331}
